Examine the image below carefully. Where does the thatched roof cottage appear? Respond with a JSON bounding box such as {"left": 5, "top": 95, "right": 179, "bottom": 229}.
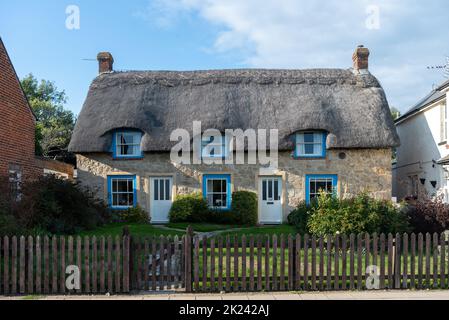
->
{"left": 69, "top": 46, "right": 399, "bottom": 224}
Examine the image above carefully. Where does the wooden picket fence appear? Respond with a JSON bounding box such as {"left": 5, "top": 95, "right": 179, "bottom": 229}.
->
{"left": 0, "top": 235, "right": 131, "bottom": 295}
{"left": 1, "top": 230, "right": 449, "bottom": 295}
{"left": 191, "top": 232, "right": 449, "bottom": 292}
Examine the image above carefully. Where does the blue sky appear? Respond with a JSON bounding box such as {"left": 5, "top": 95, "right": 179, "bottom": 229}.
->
{"left": 1, "top": 0, "right": 448, "bottom": 115}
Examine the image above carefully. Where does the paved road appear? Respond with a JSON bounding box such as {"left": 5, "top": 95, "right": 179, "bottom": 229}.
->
{"left": 1, "top": 290, "right": 449, "bottom": 300}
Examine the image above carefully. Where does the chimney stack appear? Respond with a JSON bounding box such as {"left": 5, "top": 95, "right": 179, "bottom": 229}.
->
{"left": 97, "top": 52, "right": 114, "bottom": 74}
{"left": 352, "top": 45, "right": 369, "bottom": 72}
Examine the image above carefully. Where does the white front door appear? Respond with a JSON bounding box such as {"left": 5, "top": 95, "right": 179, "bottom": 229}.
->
{"left": 150, "top": 177, "right": 173, "bottom": 224}
{"left": 259, "top": 176, "right": 282, "bottom": 224}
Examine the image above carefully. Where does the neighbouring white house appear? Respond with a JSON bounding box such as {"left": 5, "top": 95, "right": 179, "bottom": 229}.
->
{"left": 393, "top": 78, "right": 449, "bottom": 202}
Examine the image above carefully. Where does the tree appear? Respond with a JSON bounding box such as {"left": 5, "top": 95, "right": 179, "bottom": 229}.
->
{"left": 390, "top": 106, "right": 401, "bottom": 120}
{"left": 21, "top": 74, "right": 75, "bottom": 161}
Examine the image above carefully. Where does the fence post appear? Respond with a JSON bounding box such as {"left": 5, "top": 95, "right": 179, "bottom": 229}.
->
{"left": 184, "top": 226, "right": 193, "bottom": 292}
{"left": 123, "top": 227, "right": 134, "bottom": 292}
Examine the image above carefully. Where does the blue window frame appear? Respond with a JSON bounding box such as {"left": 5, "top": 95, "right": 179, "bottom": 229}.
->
{"left": 305, "top": 174, "right": 338, "bottom": 205}
{"left": 202, "top": 174, "right": 231, "bottom": 210}
{"left": 295, "top": 131, "right": 327, "bottom": 158}
{"left": 107, "top": 175, "right": 137, "bottom": 209}
{"left": 201, "top": 134, "right": 228, "bottom": 159}
{"left": 112, "top": 130, "right": 143, "bottom": 159}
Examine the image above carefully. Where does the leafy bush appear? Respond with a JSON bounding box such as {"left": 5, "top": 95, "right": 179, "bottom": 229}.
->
{"left": 169, "top": 193, "right": 210, "bottom": 222}
{"left": 119, "top": 205, "right": 149, "bottom": 224}
{"left": 287, "top": 201, "right": 312, "bottom": 234}
{"left": 0, "top": 175, "right": 110, "bottom": 235}
{"left": 230, "top": 191, "right": 258, "bottom": 226}
{"left": 406, "top": 194, "right": 449, "bottom": 234}
{"left": 306, "top": 191, "right": 410, "bottom": 236}
{"left": 207, "top": 208, "right": 237, "bottom": 224}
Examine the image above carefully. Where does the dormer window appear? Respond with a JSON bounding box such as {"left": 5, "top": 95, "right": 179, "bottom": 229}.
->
{"left": 295, "top": 131, "right": 327, "bottom": 158}
{"left": 201, "top": 134, "right": 228, "bottom": 159}
{"left": 113, "top": 130, "right": 143, "bottom": 159}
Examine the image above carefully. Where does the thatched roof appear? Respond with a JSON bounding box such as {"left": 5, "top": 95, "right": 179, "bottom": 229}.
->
{"left": 68, "top": 68, "right": 399, "bottom": 153}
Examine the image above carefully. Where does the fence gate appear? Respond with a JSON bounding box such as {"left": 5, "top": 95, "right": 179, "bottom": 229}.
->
{"left": 130, "top": 235, "right": 186, "bottom": 291}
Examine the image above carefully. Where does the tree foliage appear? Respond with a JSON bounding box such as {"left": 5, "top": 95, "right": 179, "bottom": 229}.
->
{"left": 390, "top": 106, "right": 401, "bottom": 120}
{"left": 21, "top": 74, "right": 75, "bottom": 160}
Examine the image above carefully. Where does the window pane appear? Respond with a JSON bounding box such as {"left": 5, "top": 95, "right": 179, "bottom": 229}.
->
{"left": 128, "top": 192, "right": 134, "bottom": 206}
{"left": 113, "top": 194, "right": 118, "bottom": 206}
{"left": 165, "top": 179, "right": 170, "bottom": 200}
{"left": 314, "top": 143, "right": 322, "bottom": 155}
{"left": 207, "top": 179, "right": 213, "bottom": 193}
{"left": 207, "top": 194, "right": 214, "bottom": 207}
{"left": 159, "top": 179, "right": 164, "bottom": 201}
{"left": 303, "top": 133, "right": 314, "bottom": 143}
{"left": 154, "top": 179, "right": 159, "bottom": 201}
{"left": 222, "top": 194, "right": 227, "bottom": 207}
{"left": 310, "top": 181, "right": 316, "bottom": 194}
{"left": 268, "top": 180, "right": 273, "bottom": 199}
{"left": 304, "top": 144, "right": 314, "bottom": 154}
{"left": 128, "top": 180, "right": 133, "bottom": 192}
{"left": 315, "top": 180, "right": 327, "bottom": 193}
{"left": 221, "top": 179, "right": 226, "bottom": 193}
{"left": 262, "top": 180, "right": 267, "bottom": 201}
{"left": 113, "top": 180, "right": 118, "bottom": 192}
{"left": 213, "top": 179, "right": 222, "bottom": 192}
{"left": 213, "top": 194, "right": 223, "bottom": 207}
{"left": 117, "top": 193, "right": 129, "bottom": 206}
{"left": 274, "top": 179, "right": 279, "bottom": 200}
{"left": 116, "top": 180, "right": 128, "bottom": 192}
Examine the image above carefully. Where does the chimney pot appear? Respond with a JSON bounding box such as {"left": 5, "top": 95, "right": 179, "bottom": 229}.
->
{"left": 97, "top": 52, "right": 114, "bottom": 74}
{"left": 352, "top": 46, "right": 370, "bottom": 71}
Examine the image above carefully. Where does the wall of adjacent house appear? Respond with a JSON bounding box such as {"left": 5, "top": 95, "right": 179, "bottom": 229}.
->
{"left": 0, "top": 39, "right": 40, "bottom": 181}
{"left": 393, "top": 92, "right": 448, "bottom": 200}
{"left": 76, "top": 148, "right": 392, "bottom": 222}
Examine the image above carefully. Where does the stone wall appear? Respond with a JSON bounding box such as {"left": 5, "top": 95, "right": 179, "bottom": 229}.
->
{"left": 76, "top": 149, "right": 392, "bottom": 222}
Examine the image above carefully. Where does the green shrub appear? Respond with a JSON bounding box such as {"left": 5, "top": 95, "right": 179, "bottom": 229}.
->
{"left": 169, "top": 193, "right": 210, "bottom": 223}
{"left": 0, "top": 212, "right": 22, "bottom": 235}
{"left": 119, "top": 205, "right": 149, "bottom": 224}
{"left": 307, "top": 191, "right": 410, "bottom": 236}
{"left": 207, "top": 208, "right": 237, "bottom": 224}
{"left": 2, "top": 175, "right": 111, "bottom": 235}
{"left": 230, "top": 191, "right": 258, "bottom": 225}
{"left": 287, "top": 201, "right": 312, "bottom": 234}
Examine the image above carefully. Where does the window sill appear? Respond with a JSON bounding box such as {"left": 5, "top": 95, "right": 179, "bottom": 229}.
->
{"left": 438, "top": 141, "right": 447, "bottom": 146}
{"left": 112, "top": 155, "right": 144, "bottom": 160}
{"left": 110, "top": 206, "right": 135, "bottom": 210}
{"left": 209, "top": 207, "right": 231, "bottom": 211}
{"left": 293, "top": 155, "right": 326, "bottom": 160}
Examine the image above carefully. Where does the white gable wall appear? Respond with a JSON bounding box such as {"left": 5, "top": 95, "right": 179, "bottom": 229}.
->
{"left": 393, "top": 90, "right": 449, "bottom": 201}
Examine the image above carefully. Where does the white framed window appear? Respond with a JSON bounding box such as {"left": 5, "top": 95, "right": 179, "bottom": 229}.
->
{"left": 201, "top": 134, "right": 228, "bottom": 159}
{"left": 295, "top": 132, "right": 326, "bottom": 158}
{"left": 203, "top": 174, "right": 231, "bottom": 210}
{"left": 114, "top": 131, "right": 142, "bottom": 158}
{"left": 8, "top": 164, "right": 22, "bottom": 201}
{"left": 108, "top": 176, "right": 136, "bottom": 209}
{"left": 305, "top": 174, "right": 337, "bottom": 205}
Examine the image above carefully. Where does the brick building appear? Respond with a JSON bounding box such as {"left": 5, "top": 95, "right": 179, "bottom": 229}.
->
{"left": 0, "top": 37, "right": 40, "bottom": 184}
{"left": 0, "top": 37, "right": 74, "bottom": 186}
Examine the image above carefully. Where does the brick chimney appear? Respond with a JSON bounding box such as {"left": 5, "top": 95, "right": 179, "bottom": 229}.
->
{"left": 352, "top": 45, "right": 370, "bottom": 72}
{"left": 97, "top": 52, "right": 114, "bottom": 74}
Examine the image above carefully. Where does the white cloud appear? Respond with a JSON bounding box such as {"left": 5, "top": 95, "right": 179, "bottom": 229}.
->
{"left": 145, "top": 0, "right": 449, "bottom": 112}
